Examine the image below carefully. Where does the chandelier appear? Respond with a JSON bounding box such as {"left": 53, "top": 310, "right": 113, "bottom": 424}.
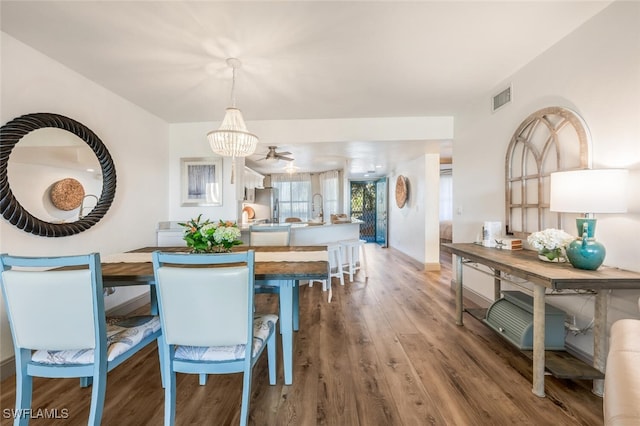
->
{"left": 207, "top": 58, "right": 258, "bottom": 157}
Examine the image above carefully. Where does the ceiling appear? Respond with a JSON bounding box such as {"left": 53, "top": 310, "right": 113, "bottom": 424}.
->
{"left": 0, "top": 1, "right": 611, "bottom": 177}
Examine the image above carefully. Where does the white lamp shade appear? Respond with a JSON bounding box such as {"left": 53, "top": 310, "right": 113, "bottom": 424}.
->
{"left": 550, "top": 169, "right": 628, "bottom": 213}
{"left": 207, "top": 107, "right": 258, "bottom": 157}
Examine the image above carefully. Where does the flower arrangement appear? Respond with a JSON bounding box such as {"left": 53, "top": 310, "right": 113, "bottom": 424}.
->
{"left": 527, "top": 228, "right": 574, "bottom": 262}
{"left": 178, "top": 214, "right": 243, "bottom": 253}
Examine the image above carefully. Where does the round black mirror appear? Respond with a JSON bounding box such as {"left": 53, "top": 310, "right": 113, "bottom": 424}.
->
{"left": 0, "top": 113, "right": 116, "bottom": 237}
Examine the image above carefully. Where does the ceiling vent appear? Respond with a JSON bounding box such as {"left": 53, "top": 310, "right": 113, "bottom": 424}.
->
{"left": 492, "top": 85, "right": 512, "bottom": 112}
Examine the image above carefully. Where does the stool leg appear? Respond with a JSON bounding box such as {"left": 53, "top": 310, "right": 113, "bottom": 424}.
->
{"left": 345, "top": 246, "right": 353, "bottom": 282}
{"left": 348, "top": 246, "right": 354, "bottom": 282}
{"left": 336, "top": 249, "right": 345, "bottom": 286}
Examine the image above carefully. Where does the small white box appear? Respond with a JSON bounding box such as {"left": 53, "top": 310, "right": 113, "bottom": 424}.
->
{"left": 497, "top": 238, "right": 523, "bottom": 250}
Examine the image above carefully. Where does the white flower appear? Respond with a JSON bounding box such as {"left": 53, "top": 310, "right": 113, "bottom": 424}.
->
{"left": 199, "top": 223, "right": 216, "bottom": 237}
{"left": 527, "top": 228, "right": 574, "bottom": 251}
{"left": 213, "top": 226, "right": 241, "bottom": 244}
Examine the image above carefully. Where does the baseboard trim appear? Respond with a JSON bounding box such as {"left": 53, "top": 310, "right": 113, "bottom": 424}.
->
{"left": 425, "top": 262, "right": 441, "bottom": 271}
{"left": 387, "top": 245, "right": 443, "bottom": 272}
{"left": 387, "top": 245, "right": 425, "bottom": 270}
{"left": 0, "top": 294, "right": 151, "bottom": 381}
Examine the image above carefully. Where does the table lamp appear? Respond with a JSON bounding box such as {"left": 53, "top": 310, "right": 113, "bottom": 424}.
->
{"left": 550, "top": 169, "right": 628, "bottom": 270}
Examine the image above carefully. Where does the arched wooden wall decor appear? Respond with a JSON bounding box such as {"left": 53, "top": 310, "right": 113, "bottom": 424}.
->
{"left": 505, "top": 107, "right": 590, "bottom": 239}
{"left": 395, "top": 175, "right": 408, "bottom": 208}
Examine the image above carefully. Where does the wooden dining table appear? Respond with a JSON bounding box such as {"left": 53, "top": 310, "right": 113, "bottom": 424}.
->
{"left": 100, "top": 245, "right": 329, "bottom": 385}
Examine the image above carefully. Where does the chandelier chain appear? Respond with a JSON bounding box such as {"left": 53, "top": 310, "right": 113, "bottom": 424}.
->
{"left": 230, "top": 65, "right": 237, "bottom": 108}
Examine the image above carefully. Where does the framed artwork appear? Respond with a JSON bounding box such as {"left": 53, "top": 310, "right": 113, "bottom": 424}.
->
{"left": 180, "top": 157, "right": 222, "bottom": 206}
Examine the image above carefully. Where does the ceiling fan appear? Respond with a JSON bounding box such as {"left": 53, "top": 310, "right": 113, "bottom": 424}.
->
{"left": 256, "top": 146, "right": 294, "bottom": 162}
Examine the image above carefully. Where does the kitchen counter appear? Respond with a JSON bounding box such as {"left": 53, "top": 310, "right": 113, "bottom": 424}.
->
{"left": 157, "top": 220, "right": 363, "bottom": 247}
{"left": 240, "top": 220, "right": 362, "bottom": 245}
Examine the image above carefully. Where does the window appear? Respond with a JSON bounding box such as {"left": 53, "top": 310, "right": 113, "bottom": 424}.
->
{"left": 271, "top": 173, "right": 312, "bottom": 221}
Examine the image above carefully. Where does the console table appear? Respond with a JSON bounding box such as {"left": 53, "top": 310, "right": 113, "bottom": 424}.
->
{"left": 442, "top": 243, "right": 640, "bottom": 397}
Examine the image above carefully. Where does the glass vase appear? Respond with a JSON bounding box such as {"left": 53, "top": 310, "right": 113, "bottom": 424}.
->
{"left": 537, "top": 248, "right": 566, "bottom": 263}
{"left": 208, "top": 245, "right": 232, "bottom": 253}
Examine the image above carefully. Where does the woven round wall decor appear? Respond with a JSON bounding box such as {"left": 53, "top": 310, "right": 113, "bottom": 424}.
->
{"left": 395, "top": 175, "right": 408, "bottom": 208}
{"left": 50, "top": 178, "right": 85, "bottom": 211}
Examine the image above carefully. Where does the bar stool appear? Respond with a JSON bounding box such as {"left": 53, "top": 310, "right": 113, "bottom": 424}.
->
{"left": 309, "top": 243, "right": 343, "bottom": 302}
{"left": 340, "top": 239, "right": 368, "bottom": 282}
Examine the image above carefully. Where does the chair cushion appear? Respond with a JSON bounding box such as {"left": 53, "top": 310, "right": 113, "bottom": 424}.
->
{"left": 31, "top": 316, "right": 161, "bottom": 365}
{"left": 174, "top": 314, "right": 277, "bottom": 362}
{"left": 604, "top": 319, "right": 640, "bottom": 426}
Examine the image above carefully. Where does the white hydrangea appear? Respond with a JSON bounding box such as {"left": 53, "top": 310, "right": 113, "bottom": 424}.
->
{"left": 199, "top": 223, "right": 216, "bottom": 237}
{"left": 527, "top": 228, "right": 574, "bottom": 251}
{"left": 213, "top": 226, "right": 241, "bottom": 244}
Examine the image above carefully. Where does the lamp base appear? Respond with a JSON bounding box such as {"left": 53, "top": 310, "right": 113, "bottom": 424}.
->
{"left": 566, "top": 239, "right": 606, "bottom": 270}
{"left": 566, "top": 218, "right": 606, "bottom": 270}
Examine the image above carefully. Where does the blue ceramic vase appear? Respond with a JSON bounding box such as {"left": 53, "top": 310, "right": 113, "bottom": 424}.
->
{"left": 566, "top": 218, "right": 606, "bottom": 270}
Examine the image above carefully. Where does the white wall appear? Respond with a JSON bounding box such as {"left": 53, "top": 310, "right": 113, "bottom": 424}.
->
{"left": 0, "top": 34, "right": 170, "bottom": 364}
{"left": 388, "top": 153, "right": 440, "bottom": 268}
{"left": 168, "top": 122, "right": 240, "bottom": 223}
{"left": 453, "top": 1, "right": 640, "bottom": 358}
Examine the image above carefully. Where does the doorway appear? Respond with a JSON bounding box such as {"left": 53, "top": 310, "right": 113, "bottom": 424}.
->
{"left": 350, "top": 178, "right": 387, "bottom": 246}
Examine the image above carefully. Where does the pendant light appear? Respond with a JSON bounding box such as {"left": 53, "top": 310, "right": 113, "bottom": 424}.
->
{"left": 207, "top": 58, "right": 259, "bottom": 157}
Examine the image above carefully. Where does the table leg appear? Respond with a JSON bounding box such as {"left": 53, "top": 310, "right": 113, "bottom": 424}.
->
{"left": 293, "top": 282, "right": 300, "bottom": 332}
{"left": 592, "top": 290, "right": 608, "bottom": 396}
{"left": 455, "top": 255, "right": 464, "bottom": 325}
{"left": 532, "top": 284, "right": 546, "bottom": 397}
{"left": 279, "top": 279, "right": 294, "bottom": 385}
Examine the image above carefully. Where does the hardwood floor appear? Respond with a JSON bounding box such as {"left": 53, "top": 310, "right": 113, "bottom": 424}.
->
{"left": 0, "top": 244, "right": 604, "bottom": 425}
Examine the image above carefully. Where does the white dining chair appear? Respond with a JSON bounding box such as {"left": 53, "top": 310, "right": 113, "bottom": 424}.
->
{"left": 152, "top": 250, "right": 277, "bottom": 426}
{"left": 249, "top": 224, "right": 291, "bottom": 246}
{"left": 249, "top": 224, "right": 301, "bottom": 328}
{"left": 0, "top": 253, "right": 162, "bottom": 426}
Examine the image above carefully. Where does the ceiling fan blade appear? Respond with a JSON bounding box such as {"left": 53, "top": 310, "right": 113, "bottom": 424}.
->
{"left": 278, "top": 155, "right": 294, "bottom": 162}
{"left": 276, "top": 151, "right": 292, "bottom": 156}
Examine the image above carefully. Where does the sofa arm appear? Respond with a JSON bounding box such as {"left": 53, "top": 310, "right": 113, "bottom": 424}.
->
{"left": 604, "top": 319, "right": 640, "bottom": 426}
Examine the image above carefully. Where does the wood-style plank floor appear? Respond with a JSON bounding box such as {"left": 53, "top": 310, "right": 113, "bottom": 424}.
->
{"left": 0, "top": 244, "right": 604, "bottom": 425}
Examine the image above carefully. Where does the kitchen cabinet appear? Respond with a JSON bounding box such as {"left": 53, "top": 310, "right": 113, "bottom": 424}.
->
{"left": 244, "top": 167, "right": 264, "bottom": 202}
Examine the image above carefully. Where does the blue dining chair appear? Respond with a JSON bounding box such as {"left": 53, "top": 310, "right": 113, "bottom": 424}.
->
{"left": 0, "top": 253, "right": 162, "bottom": 426}
{"left": 151, "top": 250, "right": 277, "bottom": 426}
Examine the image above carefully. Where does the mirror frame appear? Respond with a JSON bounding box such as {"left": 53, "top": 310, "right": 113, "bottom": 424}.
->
{"left": 0, "top": 112, "right": 116, "bottom": 237}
